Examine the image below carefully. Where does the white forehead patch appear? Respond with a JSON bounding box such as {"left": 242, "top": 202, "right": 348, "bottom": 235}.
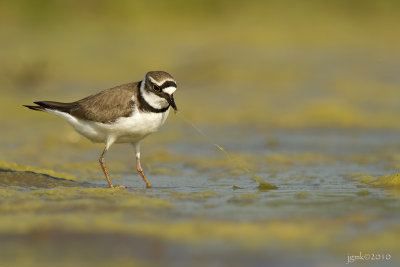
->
{"left": 163, "top": 86, "right": 176, "bottom": 95}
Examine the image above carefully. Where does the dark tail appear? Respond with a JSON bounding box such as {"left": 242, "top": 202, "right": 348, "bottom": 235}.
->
{"left": 23, "top": 101, "right": 73, "bottom": 113}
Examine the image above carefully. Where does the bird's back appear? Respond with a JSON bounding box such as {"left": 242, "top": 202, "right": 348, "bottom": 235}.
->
{"left": 26, "top": 82, "right": 139, "bottom": 124}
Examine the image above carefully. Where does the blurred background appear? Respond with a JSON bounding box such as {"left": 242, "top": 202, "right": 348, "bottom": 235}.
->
{"left": 2, "top": 0, "right": 400, "bottom": 129}
{"left": 1, "top": 0, "right": 400, "bottom": 266}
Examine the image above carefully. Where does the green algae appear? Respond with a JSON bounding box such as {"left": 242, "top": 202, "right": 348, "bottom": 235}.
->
{"left": 176, "top": 112, "right": 277, "bottom": 189}
{"left": 168, "top": 190, "right": 220, "bottom": 200}
{"left": 227, "top": 193, "right": 260, "bottom": 205}
{"left": 0, "top": 170, "right": 81, "bottom": 189}
{"left": 356, "top": 189, "right": 371, "bottom": 196}
{"left": 295, "top": 192, "right": 310, "bottom": 199}
{"left": 265, "top": 153, "right": 333, "bottom": 165}
{"left": 214, "top": 145, "right": 277, "bottom": 190}
{"left": 0, "top": 160, "right": 77, "bottom": 181}
{"left": 371, "top": 173, "right": 400, "bottom": 186}
{"left": 0, "top": 186, "right": 172, "bottom": 216}
{"left": 0, "top": 150, "right": 399, "bottom": 265}
{"left": 346, "top": 173, "right": 400, "bottom": 187}
{"left": 0, "top": 203, "right": 390, "bottom": 254}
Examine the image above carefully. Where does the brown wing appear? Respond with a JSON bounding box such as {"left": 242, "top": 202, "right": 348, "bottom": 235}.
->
{"left": 30, "top": 82, "right": 138, "bottom": 123}
{"left": 70, "top": 82, "right": 138, "bottom": 123}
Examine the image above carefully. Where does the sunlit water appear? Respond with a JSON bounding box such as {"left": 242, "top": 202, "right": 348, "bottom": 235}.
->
{"left": 1, "top": 122, "right": 399, "bottom": 266}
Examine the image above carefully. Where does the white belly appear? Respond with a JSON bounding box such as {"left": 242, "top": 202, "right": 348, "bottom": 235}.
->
{"left": 48, "top": 107, "right": 170, "bottom": 144}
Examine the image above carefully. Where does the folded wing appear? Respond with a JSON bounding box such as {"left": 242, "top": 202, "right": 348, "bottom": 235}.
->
{"left": 24, "top": 82, "right": 138, "bottom": 123}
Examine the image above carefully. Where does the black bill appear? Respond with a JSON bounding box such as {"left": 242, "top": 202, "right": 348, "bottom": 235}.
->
{"left": 167, "top": 94, "right": 178, "bottom": 112}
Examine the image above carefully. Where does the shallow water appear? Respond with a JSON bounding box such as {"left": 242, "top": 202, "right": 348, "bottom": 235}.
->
{"left": 1, "top": 124, "right": 399, "bottom": 266}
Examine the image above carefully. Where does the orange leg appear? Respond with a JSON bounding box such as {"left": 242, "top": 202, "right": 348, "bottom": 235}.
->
{"left": 99, "top": 147, "right": 126, "bottom": 189}
{"left": 137, "top": 156, "right": 152, "bottom": 188}
{"left": 134, "top": 142, "right": 152, "bottom": 188}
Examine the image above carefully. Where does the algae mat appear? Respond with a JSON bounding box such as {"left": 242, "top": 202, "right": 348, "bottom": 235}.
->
{"left": 1, "top": 130, "right": 399, "bottom": 267}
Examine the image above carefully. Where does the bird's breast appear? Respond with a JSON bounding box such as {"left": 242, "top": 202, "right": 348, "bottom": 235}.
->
{"left": 111, "top": 108, "right": 170, "bottom": 142}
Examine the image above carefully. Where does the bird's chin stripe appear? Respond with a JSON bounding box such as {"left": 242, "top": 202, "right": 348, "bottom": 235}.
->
{"left": 163, "top": 86, "right": 176, "bottom": 95}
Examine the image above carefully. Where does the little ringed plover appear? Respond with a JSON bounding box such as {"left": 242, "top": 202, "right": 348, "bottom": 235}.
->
{"left": 24, "top": 71, "right": 178, "bottom": 189}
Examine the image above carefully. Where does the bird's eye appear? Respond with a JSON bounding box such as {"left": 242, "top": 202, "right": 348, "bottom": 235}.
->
{"left": 153, "top": 84, "right": 161, "bottom": 93}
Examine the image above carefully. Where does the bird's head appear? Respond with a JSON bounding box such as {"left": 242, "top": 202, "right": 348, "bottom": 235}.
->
{"left": 143, "top": 71, "right": 178, "bottom": 112}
